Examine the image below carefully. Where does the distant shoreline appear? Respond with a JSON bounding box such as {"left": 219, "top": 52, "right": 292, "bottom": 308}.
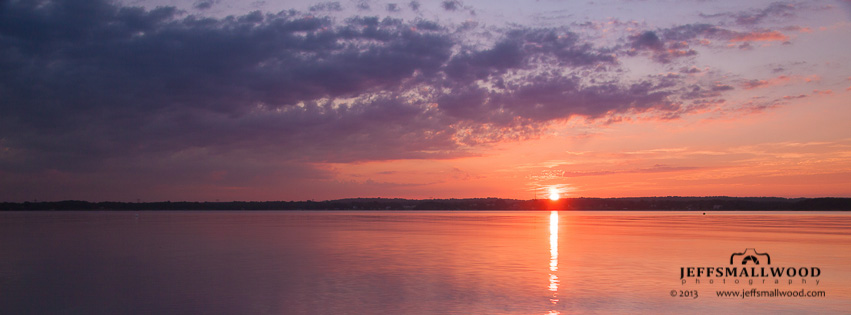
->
{"left": 3, "top": 197, "right": 850, "bottom": 211}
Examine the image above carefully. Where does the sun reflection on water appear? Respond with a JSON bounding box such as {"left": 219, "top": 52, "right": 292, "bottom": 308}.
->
{"left": 548, "top": 211, "right": 560, "bottom": 314}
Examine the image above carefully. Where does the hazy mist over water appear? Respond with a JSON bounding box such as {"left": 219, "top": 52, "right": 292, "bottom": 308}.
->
{"left": 2, "top": 211, "right": 849, "bottom": 314}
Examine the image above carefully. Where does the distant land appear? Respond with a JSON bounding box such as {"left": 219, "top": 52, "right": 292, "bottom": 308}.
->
{"left": 2, "top": 197, "right": 850, "bottom": 211}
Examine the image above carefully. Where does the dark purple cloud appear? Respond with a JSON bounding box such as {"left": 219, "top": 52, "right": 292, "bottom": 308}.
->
{"left": 625, "top": 22, "right": 796, "bottom": 64}
{"left": 309, "top": 2, "right": 343, "bottom": 12}
{"left": 630, "top": 31, "right": 664, "bottom": 51}
{"left": 445, "top": 40, "right": 525, "bottom": 83}
{"left": 409, "top": 1, "right": 421, "bottom": 11}
{"left": 626, "top": 30, "right": 697, "bottom": 63}
{"left": 680, "top": 66, "right": 703, "bottom": 74}
{"left": 442, "top": 0, "right": 461, "bottom": 11}
{"left": 0, "top": 0, "right": 757, "bottom": 200}
{"left": 193, "top": 0, "right": 217, "bottom": 10}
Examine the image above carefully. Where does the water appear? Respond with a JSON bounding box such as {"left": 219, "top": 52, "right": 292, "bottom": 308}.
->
{"left": 1, "top": 211, "right": 850, "bottom": 314}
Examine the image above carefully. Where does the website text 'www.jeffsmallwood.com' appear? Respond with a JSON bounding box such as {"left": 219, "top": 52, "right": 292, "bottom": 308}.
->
{"left": 716, "top": 288, "right": 825, "bottom": 299}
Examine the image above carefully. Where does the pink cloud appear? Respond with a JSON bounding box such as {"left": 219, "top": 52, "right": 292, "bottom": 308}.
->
{"left": 741, "top": 74, "right": 821, "bottom": 90}
{"left": 782, "top": 26, "right": 812, "bottom": 33}
{"left": 730, "top": 30, "right": 789, "bottom": 42}
{"left": 741, "top": 75, "right": 791, "bottom": 89}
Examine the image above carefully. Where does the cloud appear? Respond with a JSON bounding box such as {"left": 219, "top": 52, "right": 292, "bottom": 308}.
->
{"left": 680, "top": 66, "right": 704, "bottom": 74}
{"left": 627, "top": 24, "right": 793, "bottom": 63}
{"left": 408, "top": 1, "right": 420, "bottom": 11}
{"left": 637, "top": 23, "right": 793, "bottom": 58}
{"left": 721, "top": 97, "right": 787, "bottom": 116}
{"left": 741, "top": 75, "right": 793, "bottom": 89}
{"left": 701, "top": 2, "right": 799, "bottom": 26}
{"left": 0, "top": 1, "right": 455, "bottom": 163}
{"left": 630, "top": 31, "right": 664, "bottom": 51}
{"left": 557, "top": 164, "right": 703, "bottom": 178}
{"left": 0, "top": 0, "right": 767, "bottom": 199}
{"left": 442, "top": 0, "right": 461, "bottom": 11}
{"left": 682, "top": 25, "right": 765, "bottom": 43}
{"left": 193, "top": 0, "right": 217, "bottom": 10}
{"left": 309, "top": 2, "right": 343, "bottom": 12}
{"left": 729, "top": 30, "right": 789, "bottom": 42}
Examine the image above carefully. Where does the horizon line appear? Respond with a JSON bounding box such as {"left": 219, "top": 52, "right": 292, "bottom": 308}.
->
{"left": 4, "top": 196, "right": 850, "bottom": 204}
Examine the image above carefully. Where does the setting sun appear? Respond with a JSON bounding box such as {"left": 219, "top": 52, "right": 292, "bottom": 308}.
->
{"left": 548, "top": 187, "right": 560, "bottom": 201}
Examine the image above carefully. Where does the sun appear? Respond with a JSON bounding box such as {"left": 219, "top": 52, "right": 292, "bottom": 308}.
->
{"left": 548, "top": 187, "right": 560, "bottom": 201}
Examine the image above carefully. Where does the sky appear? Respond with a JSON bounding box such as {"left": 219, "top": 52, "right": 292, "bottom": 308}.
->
{"left": 1, "top": 0, "right": 850, "bottom": 202}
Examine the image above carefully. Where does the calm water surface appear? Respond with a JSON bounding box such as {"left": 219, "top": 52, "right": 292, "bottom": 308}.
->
{"left": 2, "top": 211, "right": 850, "bottom": 314}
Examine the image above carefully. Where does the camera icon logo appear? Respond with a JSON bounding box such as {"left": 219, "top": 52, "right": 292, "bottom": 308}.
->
{"left": 730, "top": 248, "right": 771, "bottom": 265}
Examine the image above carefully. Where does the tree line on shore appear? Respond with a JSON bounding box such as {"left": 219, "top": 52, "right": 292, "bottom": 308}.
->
{"left": 1, "top": 197, "right": 850, "bottom": 211}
